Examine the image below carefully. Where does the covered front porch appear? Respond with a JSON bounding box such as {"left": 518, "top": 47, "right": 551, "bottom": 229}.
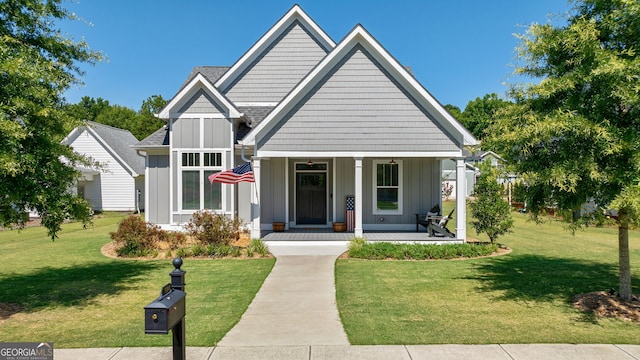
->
{"left": 249, "top": 156, "right": 469, "bottom": 243}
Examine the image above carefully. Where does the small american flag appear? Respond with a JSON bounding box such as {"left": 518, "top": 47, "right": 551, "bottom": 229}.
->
{"left": 208, "top": 162, "right": 255, "bottom": 184}
{"left": 346, "top": 196, "right": 355, "bottom": 232}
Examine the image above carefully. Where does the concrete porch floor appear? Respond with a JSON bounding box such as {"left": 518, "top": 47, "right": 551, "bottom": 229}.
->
{"left": 262, "top": 229, "right": 461, "bottom": 242}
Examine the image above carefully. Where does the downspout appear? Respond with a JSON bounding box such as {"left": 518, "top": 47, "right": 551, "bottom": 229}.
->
{"left": 240, "top": 144, "right": 251, "bottom": 163}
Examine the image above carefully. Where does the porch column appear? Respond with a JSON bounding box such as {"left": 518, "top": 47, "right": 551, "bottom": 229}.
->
{"left": 455, "top": 157, "right": 467, "bottom": 242}
{"left": 251, "top": 158, "right": 261, "bottom": 239}
{"left": 354, "top": 157, "right": 363, "bottom": 238}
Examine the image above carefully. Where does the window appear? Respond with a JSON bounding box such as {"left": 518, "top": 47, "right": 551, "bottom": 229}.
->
{"left": 373, "top": 160, "right": 402, "bottom": 214}
{"left": 204, "top": 170, "right": 222, "bottom": 209}
{"left": 182, "top": 170, "right": 200, "bottom": 210}
{"left": 182, "top": 152, "right": 199, "bottom": 167}
{"left": 180, "top": 152, "right": 223, "bottom": 211}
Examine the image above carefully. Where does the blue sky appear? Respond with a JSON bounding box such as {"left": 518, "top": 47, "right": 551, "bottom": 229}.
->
{"left": 60, "top": 0, "right": 572, "bottom": 111}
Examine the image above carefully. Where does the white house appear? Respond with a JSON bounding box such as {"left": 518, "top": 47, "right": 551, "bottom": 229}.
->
{"left": 442, "top": 149, "right": 503, "bottom": 198}
{"left": 134, "top": 5, "right": 478, "bottom": 241}
{"left": 63, "top": 121, "right": 145, "bottom": 212}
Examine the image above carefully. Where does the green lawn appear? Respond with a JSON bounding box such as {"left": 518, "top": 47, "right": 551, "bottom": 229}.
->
{"left": 3, "top": 208, "right": 639, "bottom": 347}
{"left": 0, "top": 214, "right": 274, "bottom": 348}
{"left": 336, "top": 205, "right": 640, "bottom": 344}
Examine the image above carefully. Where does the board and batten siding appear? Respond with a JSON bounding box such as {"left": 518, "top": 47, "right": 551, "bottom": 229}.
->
{"left": 260, "top": 158, "right": 287, "bottom": 224}
{"left": 258, "top": 46, "right": 460, "bottom": 153}
{"left": 172, "top": 118, "right": 231, "bottom": 149}
{"left": 333, "top": 157, "right": 355, "bottom": 222}
{"left": 147, "top": 154, "right": 170, "bottom": 224}
{"left": 224, "top": 21, "right": 330, "bottom": 103}
{"left": 235, "top": 155, "right": 253, "bottom": 226}
{"left": 70, "top": 130, "right": 137, "bottom": 211}
{"left": 360, "top": 157, "right": 440, "bottom": 227}
{"left": 171, "top": 118, "right": 199, "bottom": 149}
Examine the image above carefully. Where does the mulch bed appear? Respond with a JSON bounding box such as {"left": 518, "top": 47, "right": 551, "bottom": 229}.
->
{"left": 572, "top": 291, "right": 640, "bottom": 323}
{"left": 0, "top": 303, "right": 23, "bottom": 319}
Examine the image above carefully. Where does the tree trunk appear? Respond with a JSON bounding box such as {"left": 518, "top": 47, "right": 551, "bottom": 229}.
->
{"left": 618, "top": 210, "right": 632, "bottom": 300}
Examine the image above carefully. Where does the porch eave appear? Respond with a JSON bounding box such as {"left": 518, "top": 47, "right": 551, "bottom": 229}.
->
{"left": 253, "top": 151, "right": 463, "bottom": 158}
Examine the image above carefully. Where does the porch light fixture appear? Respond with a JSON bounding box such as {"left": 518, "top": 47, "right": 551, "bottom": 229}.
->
{"left": 306, "top": 159, "right": 314, "bottom": 166}
{"left": 389, "top": 158, "right": 396, "bottom": 165}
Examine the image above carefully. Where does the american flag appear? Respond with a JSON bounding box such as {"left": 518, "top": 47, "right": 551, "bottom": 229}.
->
{"left": 208, "top": 162, "right": 255, "bottom": 184}
{"left": 346, "top": 196, "right": 355, "bottom": 232}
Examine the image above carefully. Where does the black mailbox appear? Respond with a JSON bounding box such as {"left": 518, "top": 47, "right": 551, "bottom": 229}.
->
{"left": 144, "top": 289, "right": 186, "bottom": 334}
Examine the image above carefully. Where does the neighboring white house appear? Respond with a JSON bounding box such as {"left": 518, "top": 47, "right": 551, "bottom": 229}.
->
{"left": 134, "top": 5, "right": 478, "bottom": 241}
{"left": 442, "top": 149, "right": 503, "bottom": 198}
{"left": 63, "top": 121, "right": 145, "bottom": 212}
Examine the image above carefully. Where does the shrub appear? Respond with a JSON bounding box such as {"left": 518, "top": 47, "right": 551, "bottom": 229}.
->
{"left": 247, "top": 239, "right": 269, "bottom": 257}
{"left": 230, "top": 246, "right": 242, "bottom": 257}
{"left": 166, "top": 231, "right": 186, "bottom": 250}
{"left": 175, "top": 247, "right": 190, "bottom": 258}
{"left": 216, "top": 244, "right": 231, "bottom": 257}
{"left": 205, "top": 244, "right": 218, "bottom": 256}
{"left": 348, "top": 237, "right": 366, "bottom": 254}
{"left": 190, "top": 243, "right": 206, "bottom": 257}
{"left": 470, "top": 163, "right": 514, "bottom": 243}
{"left": 185, "top": 211, "right": 244, "bottom": 246}
{"left": 347, "top": 242, "right": 499, "bottom": 260}
{"left": 442, "top": 182, "right": 454, "bottom": 200}
{"left": 110, "top": 215, "right": 166, "bottom": 257}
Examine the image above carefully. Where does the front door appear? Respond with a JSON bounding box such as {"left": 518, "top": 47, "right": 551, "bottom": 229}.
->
{"left": 296, "top": 167, "right": 327, "bottom": 225}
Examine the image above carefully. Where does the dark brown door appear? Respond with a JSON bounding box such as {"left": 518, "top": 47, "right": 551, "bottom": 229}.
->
{"left": 296, "top": 172, "right": 326, "bottom": 225}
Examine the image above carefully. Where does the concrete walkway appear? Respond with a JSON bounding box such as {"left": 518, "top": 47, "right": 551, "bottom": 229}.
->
{"left": 218, "top": 242, "right": 349, "bottom": 346}
{"left": 54, "top": 344, "right": 640, "bottom": 359}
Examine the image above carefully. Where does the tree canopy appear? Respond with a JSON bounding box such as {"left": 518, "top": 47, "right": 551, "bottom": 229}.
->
{"left": 445, "top": 94, "right": 512, "bottom": 140}
{"left": 0, "top": 0, "right": 102, "bottom": 238}
{"left": 64, "top": 95, "right": 166, "bottom": 140}
{"left": 486, "top": 0, "right": 640, "bottom": 299}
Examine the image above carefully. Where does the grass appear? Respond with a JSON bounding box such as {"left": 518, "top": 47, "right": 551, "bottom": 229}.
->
{"left": 336, "top": 203, "right": 640, "bottom": 344}
{"left": 0, "top": 213, "right": 274, "bottom": 348}
{"left": 3, "top": 206, "right": 640, "bottom": 346}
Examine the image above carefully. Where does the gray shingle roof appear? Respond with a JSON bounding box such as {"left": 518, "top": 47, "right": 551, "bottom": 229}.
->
{"left": 237, "top": 106, "right": 275, "bottom": 127}
{"left": 134, "top": 126, "right": 169, "bottom": 148}
{"left": 87, "top": 121, "right": 145, "bottom": 175}
{"left": 178, "top": 66, "right": 230, "bottom": 92}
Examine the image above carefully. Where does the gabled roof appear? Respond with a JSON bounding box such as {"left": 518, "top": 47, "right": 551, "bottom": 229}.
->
{"left": 214, "top": 4, "right": 335, "bottom": 94}
{"left": 177, "top": 66, "right": 230, "bottom": 95}
{"left": 157, "top": 73, "right": 241, "bottom": 119}
{"left": 63, "top": 121, "right": 145, "bottom": 176}
{"left": 240, "top": 25, "right": 478, "bottom": 148}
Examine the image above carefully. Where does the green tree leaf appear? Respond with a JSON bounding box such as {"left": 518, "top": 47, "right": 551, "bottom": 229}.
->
{"left": 0, "top": 0, "right": 102, "bottom": 239}
{"left": 486, "top": 0, "right": 640, "bottom": 299}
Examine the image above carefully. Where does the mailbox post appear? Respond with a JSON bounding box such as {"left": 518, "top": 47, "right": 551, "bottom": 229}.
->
{"left": 145, "top": 258, "right": 186, "bottom": 360}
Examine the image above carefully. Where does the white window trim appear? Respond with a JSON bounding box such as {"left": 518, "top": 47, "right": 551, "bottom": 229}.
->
{"left": 372, "top": 159, "right": 403, "bottom": 215}
{"left": 177, "top": 150, "right": 226, "bottom": 212}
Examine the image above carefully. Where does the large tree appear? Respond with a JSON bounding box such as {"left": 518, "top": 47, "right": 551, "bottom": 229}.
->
{"left": 486, "top": 0, "right": 640, "bottom": 299}
{"left": 461, "top": 93, "right": 512, "bottom": 140}
{"left": 135, "top": 95, "right": 166, "bottom": 139}
{"left": 0, "top": 0, "right": 101, "bottom": 238}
